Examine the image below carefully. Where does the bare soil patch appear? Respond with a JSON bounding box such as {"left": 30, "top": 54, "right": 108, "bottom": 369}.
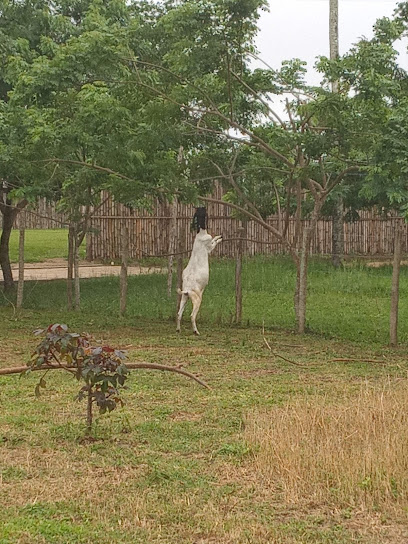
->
{"left": 2, "top": 259, "right": 165, "bottom": 281}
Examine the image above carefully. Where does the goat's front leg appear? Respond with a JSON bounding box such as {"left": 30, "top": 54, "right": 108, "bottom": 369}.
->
{"left": 210, "top": 235, "right": 223, "bottom": 251}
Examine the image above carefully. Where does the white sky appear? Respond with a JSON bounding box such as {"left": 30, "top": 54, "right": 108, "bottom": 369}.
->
{"left": 256, "top": 0, "right": 408, "bottom": 85}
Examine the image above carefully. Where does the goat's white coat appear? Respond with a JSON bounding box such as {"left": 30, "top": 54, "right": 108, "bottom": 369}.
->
{"left": 176, "top": 229, "right": 222, "bottom": 335}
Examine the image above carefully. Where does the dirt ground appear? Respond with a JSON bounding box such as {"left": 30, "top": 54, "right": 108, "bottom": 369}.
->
{"left": 2, "top": 258, "right": 165, "bottom": 281}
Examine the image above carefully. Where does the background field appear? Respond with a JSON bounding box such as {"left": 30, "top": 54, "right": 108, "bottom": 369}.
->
{"left": 1, "top": 230, "right": 408, "bottom": 543}
{"left": 4, "top": 229, "right": 85, "bottom": 263}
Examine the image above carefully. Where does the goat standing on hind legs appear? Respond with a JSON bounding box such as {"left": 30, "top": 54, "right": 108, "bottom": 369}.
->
{"left": 176, "top": 208, "right": 223, "bottom": 335}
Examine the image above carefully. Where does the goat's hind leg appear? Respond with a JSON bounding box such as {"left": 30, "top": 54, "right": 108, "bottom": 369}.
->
{"left": 176, "top": 293, "right": 189, "bottom": 333}
{"left": 189, "top": 291, "right": 203, "bottom": 335}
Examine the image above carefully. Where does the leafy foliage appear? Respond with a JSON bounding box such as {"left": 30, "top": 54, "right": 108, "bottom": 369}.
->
{"left": 28, "top": 323, "right": 129, "bottom": 426}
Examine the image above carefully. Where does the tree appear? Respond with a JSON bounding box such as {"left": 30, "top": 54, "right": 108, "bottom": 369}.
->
{"left": 4, "top": 0, "right": 191, "bottom": 306}
{"left": 329, "top": 0, "right": 344, "bottom": 268}
{"left": 0, "top": 0, "right": 89, "bottom": 291}
{"left": 4, "top": 0, "right": 380, "bottom": 337}
{"left": 34, "top": 0, "right": 363, "bottom": 333}
{"left": 126, "top": 0, "right": 363, "bottom": 333}
{"left": 321, "top": 3, "right": 408, "bottom": 344}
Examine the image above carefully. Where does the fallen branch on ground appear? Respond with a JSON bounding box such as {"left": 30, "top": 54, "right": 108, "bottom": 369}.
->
{"left": 0, "top": 362, "right": 210, "bottom": 389}
{"left": 330, "top": 358, "right": 387, "bottom": 365}
{"left": 263, "top": 336, "right": 309, "bottom": 368}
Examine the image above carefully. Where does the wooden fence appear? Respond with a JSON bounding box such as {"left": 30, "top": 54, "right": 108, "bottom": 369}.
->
{"left": 87, "top": 212, "right": 406, "bottom": 260}
{"left": 2, "top": 196, "right": 406, "bottom": 259}
{"left": 86, "top": 192, "right": 406, "bottom": 260}
{"left": 3, "top": 199, "right": 68, "bottom": 229}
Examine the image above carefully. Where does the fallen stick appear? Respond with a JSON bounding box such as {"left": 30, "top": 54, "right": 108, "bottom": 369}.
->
{"left": 263, "top": 337, "right": 309, "bottom": 368}
{"left": 329, "top": 358, "right": 387, "bottom": 365}
{"left": 0, "top": 362, "right": 210, "bottom": 389}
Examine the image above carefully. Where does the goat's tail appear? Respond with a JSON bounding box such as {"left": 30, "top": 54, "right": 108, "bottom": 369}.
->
{"left": 177, "top": 288, "right": 189, "bottom": 296}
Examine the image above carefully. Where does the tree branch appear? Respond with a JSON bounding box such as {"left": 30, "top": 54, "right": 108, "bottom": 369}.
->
{"left": 327, "top": 165, "right": 360, "bottom": 193}
{"left": 209, "top": 159, "right": 264, "bottom": 221}
{"left": 198, "top": 195, "right": 294, "bottom": 252}
{"left": 1, "top": 362, "right": 210, "bottom": 388}
{"left": 230, "top": 69, "right": 286, "bottom": 127}
{"left": 42, "top": 159, "right": 136, "bottom": 183}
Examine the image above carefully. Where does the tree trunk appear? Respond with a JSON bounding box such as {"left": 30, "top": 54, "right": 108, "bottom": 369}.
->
{"left": 85, "top": 231, "right": 93, "bottom": 262}
{"left": 16, "top": 210, "right": 26, "bottom": 308}
{"left": 176, "top": 224, "right": 186, "bottom": 312}
{"left": 0, "top": 199, "right": 16, "bottom": 292}
{"left": 67, "top": 225, "right": 74, "bottom": 310}
{"left": 293, "top": 202, "right": 323, "bottom": 334}
{"left": 329, "top": 0, "right": 343, "bottom": 267}
{"left": 167, "top": 200, "right": 177, "bottom": 297}
{"left": 329, "top": 0, "right": 339, "bottom": 93}
{"left": 74, "top": 233, "right": 80, "bottom": 310}
{"left": 390, "top": 222, "right": 402, "bottom": 346}
{"left": 235, "top": 226, "right": 245, "bottom": 324}
{"left": 332, "top": 196, "right": 344, "bottom": 268}
{"left": 120, "top": 226, "right": 128, "bottom": 316}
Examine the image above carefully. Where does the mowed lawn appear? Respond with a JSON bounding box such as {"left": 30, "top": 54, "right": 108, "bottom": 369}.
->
{"left": 1, "top": 320, "right": 408, "bottom": 544}
{"left": 4, "top": 229, "right": 85, "bottom": 263}
{"left": 1, "top": 229, "right": 408, "bottom": 542}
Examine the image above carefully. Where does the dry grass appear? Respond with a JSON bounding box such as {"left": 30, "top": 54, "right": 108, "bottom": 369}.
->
{"left": 245, "top": 382, "right": 408, "bottom": 513}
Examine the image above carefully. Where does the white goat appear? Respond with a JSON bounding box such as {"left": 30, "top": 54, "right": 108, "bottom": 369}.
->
{"left": 176, "top": 229, "right": 223, "bottom": 335}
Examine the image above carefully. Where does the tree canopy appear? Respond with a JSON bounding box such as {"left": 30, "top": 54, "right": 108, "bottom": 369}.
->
{"left": 2, "top": 0, "right": 408, "bottom": 332}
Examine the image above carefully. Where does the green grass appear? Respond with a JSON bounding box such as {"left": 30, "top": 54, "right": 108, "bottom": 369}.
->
{"left": 1, "top": 254, "right": 407, "bottom": 345}
{"left": 3, "top": 228, "right": 406, "bottom": 343}
{"left": 1, "top": 321, "right": 407, "bottom": 544}
{"left": 2, "top": 229, "right": 85, "bottom": 263}
{"left": 2, "top": 230, "right": 408, "bottom": 542}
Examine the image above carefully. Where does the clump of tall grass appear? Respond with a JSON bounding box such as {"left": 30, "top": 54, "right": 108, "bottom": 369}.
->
{"left": 245, "top": 383, "right": 408, "bottom": 513}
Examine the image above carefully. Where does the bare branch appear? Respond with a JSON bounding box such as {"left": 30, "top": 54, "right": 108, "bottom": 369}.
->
{"left": 263, "top": 336, "right": 309, "bottom": 368}
{"left": 198, "top": 195, "right": 294, "bottom": 252}
{"left": 230, "top": 69, "right": 286, "bottom": 127}
{"left": 209, "top": 159, "right": 264, "bottom": 221}
{"left": 41, "top": 159, "right": 136, "bottom": 183}
{"left": 1, "top": 362, "right": 210, "bottom": 388}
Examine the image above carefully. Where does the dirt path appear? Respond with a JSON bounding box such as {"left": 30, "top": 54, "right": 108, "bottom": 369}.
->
{"left": 2, "top": 258, "right": 165, "bottom": 281}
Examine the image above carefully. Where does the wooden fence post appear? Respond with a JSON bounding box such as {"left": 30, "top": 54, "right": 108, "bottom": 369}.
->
{"left": 235, "top": 226, "right": 245, "bottom": 324}
{"left": 16, "top": 210, "right": 25, "bottom": 309}
{"left": 120, "top": 226, "right": 129, "bottom": 316}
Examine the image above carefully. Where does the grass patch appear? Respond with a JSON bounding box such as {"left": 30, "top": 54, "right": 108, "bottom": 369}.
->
{"left": 1, "top": 320, "right": 408, "bottom": 543}
{"left": 3, "top": 229, "right": 85, "bottom": 263}
{"left": 245, "top": 382, "right": 408, "bottom": 512}
{"left": 2, "top": 231, "right": 408, "bottom": 541}
{"left": 2, "top": 253, "right": 408, "bottom": 344}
